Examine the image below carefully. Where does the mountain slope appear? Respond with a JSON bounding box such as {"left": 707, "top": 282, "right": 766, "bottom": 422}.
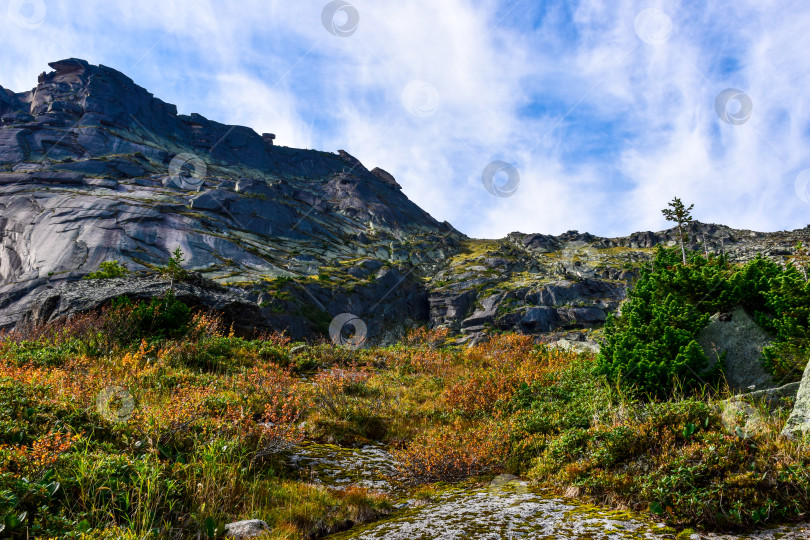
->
{"left": 1, "top": 59, "right": 809, "bottom": 343}
{"left": 0, "top": 59, "right": 460, "bottom": 334}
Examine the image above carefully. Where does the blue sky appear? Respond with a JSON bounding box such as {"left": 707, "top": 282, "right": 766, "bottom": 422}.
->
{"left": 2, "top": 0, "right": 810, "bottom": 238}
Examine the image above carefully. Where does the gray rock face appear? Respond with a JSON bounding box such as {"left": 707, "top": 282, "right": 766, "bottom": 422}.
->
{"left": 697, "top": 307, "right": 774, "bottom": 392}
{"left": 520, "top": 307, "right": 560, "bottom": 332}
{"left": 428, "top": 289, "right": 475, "bottom": 331}
{"left": 432, "top": 275, "right": 625, "bottom": 341}
{"left": 2, "top": 59, "right": 810, "bottom": 346}
{"left": 533, "top": 279, "right": 621, "bottom": 307}
{"left": 782, "top": 359, "right": 810, "bottom": 438}
{"left": 223, "top": 519, "right": 269, "bottom": 539}
{"left": 461, "top": 293, "right": 503, "bottom": 332}
{"left": 14, "top": 263, "right": 432, "bottom": 344}
{"left": 0, "top": 59, "right": 459, "bottom": 334}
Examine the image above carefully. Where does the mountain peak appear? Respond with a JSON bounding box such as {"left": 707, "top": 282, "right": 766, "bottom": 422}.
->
{"left": 46, "top": 57, "right": 91, "bottom": 75}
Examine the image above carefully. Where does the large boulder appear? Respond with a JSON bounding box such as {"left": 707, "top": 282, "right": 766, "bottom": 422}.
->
{"left": 697, "top": 307, "right": 774, "bottom": 392}
{"left": 782, "top": 359, "right": 810, "bottom": 438}
{"left": 520, "top": 307, "right": 560, "bottom": 332}
{"left": 718, "top": 381, "right": 800, "bottom": 438}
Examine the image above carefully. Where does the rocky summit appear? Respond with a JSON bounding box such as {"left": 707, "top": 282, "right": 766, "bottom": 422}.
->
{"left": 2, "top": 59, "right": 810, "bottom": 344}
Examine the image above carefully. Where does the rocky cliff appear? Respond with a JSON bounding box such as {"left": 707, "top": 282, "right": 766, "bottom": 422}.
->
{"left": 2, "top": 59, "right": 809, "bottom": 343}
{"left": 0, "top": 59, "right": 459, "bottom": 339}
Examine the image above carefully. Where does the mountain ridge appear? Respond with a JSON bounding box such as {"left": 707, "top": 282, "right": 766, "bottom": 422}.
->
{"left": 1, "top": 59, "right": 809, "bottom": 343}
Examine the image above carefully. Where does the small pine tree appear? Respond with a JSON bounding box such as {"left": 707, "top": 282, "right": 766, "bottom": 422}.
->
{"left": 662, "top": 197, "right": 694, "bottom": 264}
{"left": 159, "top": 248, "right": 189, "bottom": 281}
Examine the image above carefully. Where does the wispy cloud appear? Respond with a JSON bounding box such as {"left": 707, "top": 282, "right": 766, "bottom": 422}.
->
{"left": 1, "top": 0, "right": 808, "bottom": 238}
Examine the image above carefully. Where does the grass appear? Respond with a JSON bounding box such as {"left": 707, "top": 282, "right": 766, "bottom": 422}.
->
{"left": 445, "top": 239, "right": 503, "bottom": 269}
{"left": 519, "top": 373, "right": 810, "bottom": 529}
{"left": 0, "top": 303, "right": 807, "bottom": 538}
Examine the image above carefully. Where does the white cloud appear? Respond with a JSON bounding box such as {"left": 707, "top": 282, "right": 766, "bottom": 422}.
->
{"left": 1, "top": 0, "right": 808, "bottom": 237}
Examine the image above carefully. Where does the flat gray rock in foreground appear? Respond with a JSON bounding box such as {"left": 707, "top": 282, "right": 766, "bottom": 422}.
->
{"left": 330, "top": 482, "right": 675, "bottom": 539}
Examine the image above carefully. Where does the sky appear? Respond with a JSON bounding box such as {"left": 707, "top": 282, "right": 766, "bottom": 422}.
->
{"left": 1, "top": 0, "right": 810, "bottom": 239}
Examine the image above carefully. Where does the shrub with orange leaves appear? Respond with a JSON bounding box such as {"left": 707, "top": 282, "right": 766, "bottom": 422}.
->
{"left": 379, "top": 334, "right": 457, "bottom": 377}
{"left": 405, "top": 347, "right": 456, "bottom": 378}
{"left": 249, "top": 391, "right": 306, "bottom": 459}
{"left": 0, "top": 356, "right": 97, "bottom": 412}
{"left": 184, "top": 311, "right": 225, "bottom": 341}
{"left": 0, "top": 430, "right": 79, "bottom": 476}
{"left": 310, "top": 365, "right": 372, "bottom": 418}
{"left": 138, "top": 382, "right": 220, "bottom": 434}
{"left": 237, "top": 362, "right": 300, "bottom": 408}
{"left": 392, "top": 419, "right": 508, "bottom": 484}
{"left": 120, "top": 339, "right": 159, "bottom": 377}
{"left": 444, "top": 336, "right": 577, "bottom": 414}
{"left": 255, "top": 329, "right": 292, "bottom": 348}
{"left": 217, "top": 362, "right": 306, "bottom": 457}
{"left": 402, "top": 326, "right": 451, "bottom": 348}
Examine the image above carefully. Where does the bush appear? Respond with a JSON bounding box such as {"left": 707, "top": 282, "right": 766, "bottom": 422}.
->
{"left": 111, "top": 291, "right": 192, "bottom": 340}
{"left": 754, "top": 266, "right": 810, "bottom": 381}
{"left": 597, "top": 247, "right": 810, "bottom": 397}
{"left": 528, "top": 398, "right": 810, "bottom": 529}
{"left": 85, "top": 261, "right": 129, "bottom": 280}
{"left": 392, "top": 419, "right": 508, "bottom": 484}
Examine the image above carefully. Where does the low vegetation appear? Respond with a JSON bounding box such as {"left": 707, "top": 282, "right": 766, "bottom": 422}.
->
{"left": 85, "top": 261, "right": 129, "bottom": 280}
{"left": 598, "top": 246, "right": 810, "bottom": 397}
{"left": 1, "top": 242, "right": 809, "bottom": 538}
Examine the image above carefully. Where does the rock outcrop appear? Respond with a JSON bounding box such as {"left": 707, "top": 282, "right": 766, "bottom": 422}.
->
{"left": 718, "top": 382, "right": 800, "bottom": 438}
{"left": 782, "top": 359, "right": 810, "bottom": 438}
{"left": 698, "top": 307, "right": 775, "bottom": 391}
{"left": 2, "top": 59, "right": 810, "bottom": 346}
{"left": 19, "top": 273, "right": 268, "bottom": 337}
{"left": 0, "top": 59, "right": 459, "bottom": 340}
